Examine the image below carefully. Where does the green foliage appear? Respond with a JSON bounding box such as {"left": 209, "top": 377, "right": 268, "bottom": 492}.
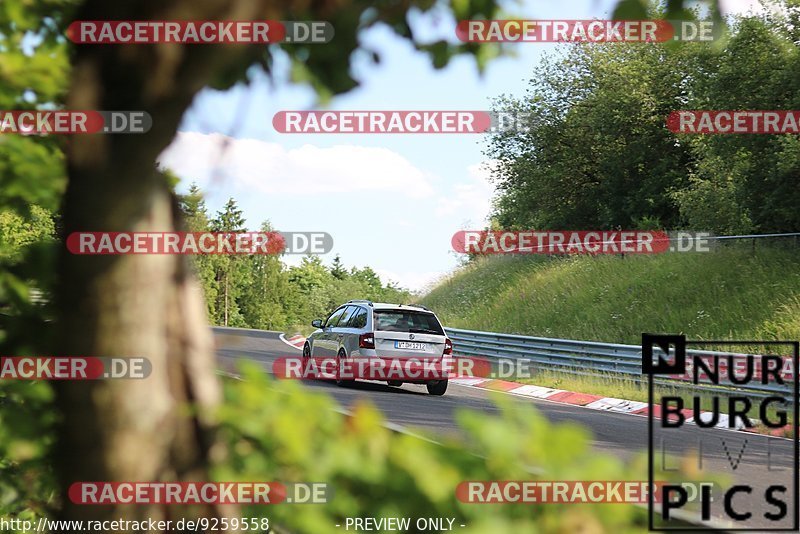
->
{"left": 671, "top": 175, "right": 753, "bottom": 234}
{"left": 176, "top": 188, "right": 413, "bottom": 331}
{"left": 216, "top": 365, "right": 657, "bottom": 533}
{"left": 0, "top": 59, "right": 64, "bottom": 384}
{"left": 0, "top": 0, "right": 72, "bottom": 368}
{"left": 0, "top": 0, "right": 73, "bottom": 216}
{"left": 488, "top": 41, "right": 693, "bottom": 229}
{"left": 330, "top": 254, "right": 347, "bottom": 280}
{"left": 238, "top": 222, "right": 292, "bottom": 330}
{"left": 179, "top": 183, "right": 210, "bottom": 231}
{"left": 282, "top": 256, "right": 412, "bottom": 330}
{"left": 211, "top": 198, "right": 247, "bottom": 233}
{"left": 0, "top": 382, "right": 58, "bottom": 522}
{"left": 209, "top": 198, "right": 249, "bottom": 326}
{"left": 0, "top": 205, "right": 57, "bottom": 349}
{"left": 0, "top": 206, "right": 56, "bottom": 261}
{"left": 0, "top": 205, "right": 59, "bottom": 528}
{"left": 421, "top": 247, "right": 800, "bottom": 343}
{"left": 677, "top": 12, "right": 800, "bottom": 232}
{"left": 0, "top": 0, "right": 725, "bottom": 528}
{"left": 488, "top": 5, "right": 800, "bottom": 233}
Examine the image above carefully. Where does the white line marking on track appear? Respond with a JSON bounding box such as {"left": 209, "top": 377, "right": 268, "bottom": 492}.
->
{"left": 279, "top": 333, "right": 304, "bottom": 351}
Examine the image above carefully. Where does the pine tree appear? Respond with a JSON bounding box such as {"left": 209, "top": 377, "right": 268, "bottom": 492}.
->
{"left": 211, "top": 198, "right": 247, "bottom": 325}
{"left": 330, "top": 254, "right": 348, "bottom": 280}
{"left": 211, "top": 197, "right": 246, "bottom": 232}
{"left": 178, "top": 183, "right": 210, "bottom": 231}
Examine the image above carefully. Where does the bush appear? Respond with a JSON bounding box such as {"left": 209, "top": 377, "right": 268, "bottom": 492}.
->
{"left": 671, "top": 176, "right": 753, "bottom": 235}
{"left": 3, "top": 364, "right": 710, "bottom": 532}
{"left": 216, "top": 365, "right": 654, "bottom": 533}
{"left": 0, "top": 382, "right": 58, "bottom": 523}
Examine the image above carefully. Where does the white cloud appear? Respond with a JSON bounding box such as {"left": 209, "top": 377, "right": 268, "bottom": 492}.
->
{"left": 374, "top": 268, "right": 447, "bottom": 294}
{"left": 277, "top": 260, "right": 443, "bottom": 293}
{"left": 435, "top": 160, "right": 496, "bottom": 225}
{"left": 158, "top": 132, "right": 435, "bottom": 198}
{"left": 719, "top": 0, "right": 768, "bottom": 15}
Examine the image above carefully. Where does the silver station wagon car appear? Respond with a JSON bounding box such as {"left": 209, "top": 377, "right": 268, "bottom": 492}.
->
{"left": 303, "top": 300, "right": 453, "bottom": 395}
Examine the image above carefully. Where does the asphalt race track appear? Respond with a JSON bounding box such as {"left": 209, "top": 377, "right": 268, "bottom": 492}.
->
{"left": 214, "top": 327, "right": 798, "bottom": 530}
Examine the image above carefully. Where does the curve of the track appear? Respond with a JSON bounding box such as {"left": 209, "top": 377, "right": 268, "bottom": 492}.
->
{"left": 214, "top": 327, "right": 797, "bottom": 529}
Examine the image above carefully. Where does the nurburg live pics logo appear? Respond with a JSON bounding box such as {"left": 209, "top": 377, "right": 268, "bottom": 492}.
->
{"left": 643, "top": 333, "right": 799, "bottom": 531}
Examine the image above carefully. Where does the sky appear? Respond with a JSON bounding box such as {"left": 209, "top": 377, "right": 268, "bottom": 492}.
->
{"left": 158, "top": 0, "right": 765, "bottom": 293}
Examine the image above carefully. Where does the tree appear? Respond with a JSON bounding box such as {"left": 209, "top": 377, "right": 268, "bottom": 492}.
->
{"left": 0, "top": 1, "right": 73, "bottom": 520}
{"left": 179, "top": 182, "right": 210, "bottom": 231}
{"left": 330, "top": 254, "right": 347, "bottom": 280}
{"left": 674, "top": 12, "right": 800, "bottom": 232}
{"left": 0, "top": 207, "right": 56, "bottom": 262}
{"left": 177, "top": 183, "right": 219, "bottom": 319}
{"left": 350, "top": 266, "right": 383, "bottom": 294}
{"left": 286, "top": 255, "right": 336, "bottom": 322}
{"left": 13, "top": 0, "right": 719, "bottom": 529}
{"left": 488, "top": 39, "right": 694, "bottom": 230}
{"left": 210, "top": 198, "right": 246, "bottom": 233}
{"left": 487, "top": 6, "right": 800, "bottom": 236}
{"left": 210, "top": 198, "right": 247, "bottom": 326}
{"left": 237, "top": 221, "right": 289, "bottom": 330}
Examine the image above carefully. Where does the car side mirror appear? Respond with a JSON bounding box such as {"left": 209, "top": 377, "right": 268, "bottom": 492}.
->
{"left": 311, "top": 319, "right": 323, "bottom": 328}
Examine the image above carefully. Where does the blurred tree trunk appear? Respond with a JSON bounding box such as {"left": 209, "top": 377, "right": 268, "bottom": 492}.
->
{"left": 54, "top": 0, "right": 280, "bottom": 527}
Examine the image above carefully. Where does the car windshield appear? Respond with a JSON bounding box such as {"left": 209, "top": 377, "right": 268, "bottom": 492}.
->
{"left": 374, "top": 310, "right": 444, "bottom": 335}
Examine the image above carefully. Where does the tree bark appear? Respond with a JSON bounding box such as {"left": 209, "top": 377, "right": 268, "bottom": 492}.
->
{"left": 55, "top": 0, "right": 281, "bottom": 528}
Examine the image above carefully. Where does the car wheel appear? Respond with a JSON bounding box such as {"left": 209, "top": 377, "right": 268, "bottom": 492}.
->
{"left": 335, "top": 349, "right": 353, "bottom": 387}
{"left": 387, "top": 380, "right": 403, "bottom": 387}
{"left": 426, "top": 380, "right": 448, "bottom": 396}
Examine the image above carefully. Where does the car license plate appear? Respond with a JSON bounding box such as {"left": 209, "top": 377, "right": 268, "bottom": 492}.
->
{"left": 394, "top": 341, "right": 427, "bottom": 351}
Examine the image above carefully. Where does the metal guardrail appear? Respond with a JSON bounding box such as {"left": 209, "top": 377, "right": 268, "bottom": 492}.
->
{"left": 444, "top": 327, "right": 794, "bottom": 401}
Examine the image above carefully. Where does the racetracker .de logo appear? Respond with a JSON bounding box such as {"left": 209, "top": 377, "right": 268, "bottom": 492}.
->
{"left": 0, "top": 357, "right": 151, "bottom": 380}
{"left": 456, "top": 19, "right": 718, "bottom": 43}
{"left": 667, "top": 111, "right": 800, "bottom": 134}
{"left": 273, "top": 111, "right": 553, "bottom": 134}
{"left": 274, "top": 111, "right": 490, "bottom": 134}
{"left": 0, "top": 110, "right": 151, "bottom": 134}
{"left": 456, "top": 481, "right": 672, "bottom": 503}
{"left": 452, "top": 231, "right": 714, "bottom": 255}
{"left": 66, "top": 21, "right": 334, "bottom": 44}
{"left": 68, "top": 482, "right": 330, "bottom": 504}
{"left": 272, "top": 356, "right": 486, "bottom": 381}
{"left": 66, "top": 232, "right": 333, "bottom": 255}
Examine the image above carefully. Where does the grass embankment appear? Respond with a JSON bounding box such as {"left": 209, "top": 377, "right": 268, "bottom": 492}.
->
{"left": 420, "top": 247, "right": 800, "bottom": 343}
{"left": 419, "top": 247, "right": 800, "bottom": 428}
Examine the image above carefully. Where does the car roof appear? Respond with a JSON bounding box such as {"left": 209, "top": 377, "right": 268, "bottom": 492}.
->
{"left": 372, "top": 302, "right": 432, "bottom": 312}
{"left": 343, "top": 301, "right": 433, "bottom": 312}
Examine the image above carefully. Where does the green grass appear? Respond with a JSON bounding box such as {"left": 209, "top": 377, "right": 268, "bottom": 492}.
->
{"left": 420, "top": 247, "right": 800, "bottom": 344}
{"left": 420, "top": 247, "right": 799, "bottom": 434}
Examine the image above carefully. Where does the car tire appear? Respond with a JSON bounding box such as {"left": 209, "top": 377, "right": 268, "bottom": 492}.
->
{"left": 387, "top": 380, "right": 403, "bottom": 387}
{"left": 335, "top": 349, "right": 353, "bottom": 387}
{"left": 426, "top": 380, "right": 448, "bottom": 396}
